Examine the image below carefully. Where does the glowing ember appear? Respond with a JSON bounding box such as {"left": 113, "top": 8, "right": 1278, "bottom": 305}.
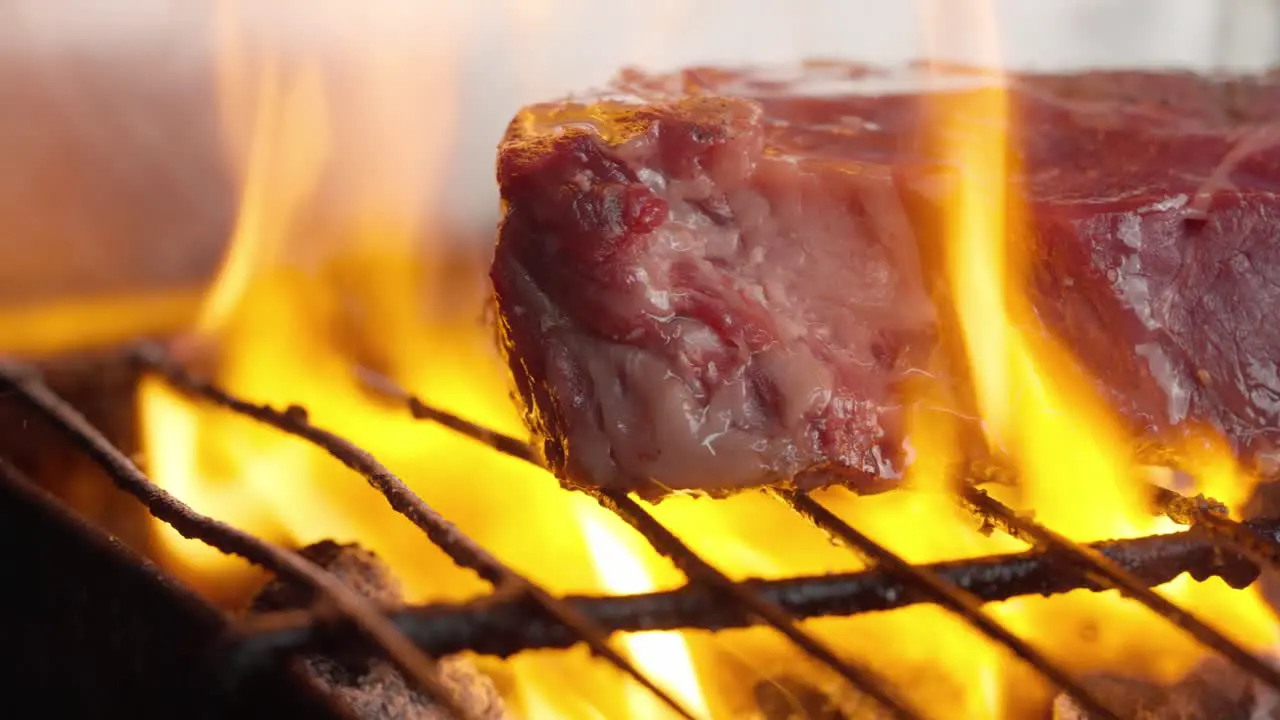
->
{"left": 120, "top": 1, "right": 1280, "bottom": 718}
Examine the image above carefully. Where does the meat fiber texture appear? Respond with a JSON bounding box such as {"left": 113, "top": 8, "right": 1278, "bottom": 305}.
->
{"left": 490, "top": 61, "right": 1280, "bottom": 500}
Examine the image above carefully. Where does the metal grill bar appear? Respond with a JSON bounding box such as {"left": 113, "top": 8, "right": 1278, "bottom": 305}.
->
{"left": 131, "top": 344, "right": 700, "bottom": 720}
{"left": 1149, "top": 484, "right": 1280, "bottom": 569}
{"left": 349, "top": 362, "right": 1280, "bottom": 711}
{"left": 592, "top": 487, "right": 925, "bottom": 720}
{"left": 959, "top": 485, "right": 1280, "bottom": 694}
{"left": 233, "top": 516, "right": 1265, "bottom": 659}
{"left": 355, "top": 366, "right": 540, "bottom": 465}
{"left": 141, "top": 346, "right": 924, "bottom": 720}
{"left": 357, "top": 365, "right": 932, "bottom": 718}
{"left": 770, "top": 488, "right": 1121, "bottom": 720}
{"left": 0, "top": 359, "right": 474, "bottom": 720}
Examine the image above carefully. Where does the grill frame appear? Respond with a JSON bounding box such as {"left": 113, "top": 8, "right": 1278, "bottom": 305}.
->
{"left": 0, "top": 457, "right": 355, "bottom": 720}
{"left": 3, "top": 342, "right": 1279, "bottom": 720}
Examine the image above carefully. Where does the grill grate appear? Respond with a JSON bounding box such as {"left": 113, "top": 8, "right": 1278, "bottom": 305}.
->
{"left": 125, "top": 345, "right": 700, "bottom": 720}
{"left": 959, "top": 486, "right": 1280, "bottom": 692}
{"left": 236, "top": 516, "right": 1266, "bottom": 655}
{"left": 0, "top": 359, "right": 472, "bottom": 719}
{"left": 339, "top": 357, "right": 1280, "bottom": 718}
{"left": 589, "top": 485, "right": 922, "bottom": 719}
{"left": 772, "top": 488, "right": 1117, "bottom": 717}
{"left": 3, "top": 342, "right": 1280, "bottom": 720}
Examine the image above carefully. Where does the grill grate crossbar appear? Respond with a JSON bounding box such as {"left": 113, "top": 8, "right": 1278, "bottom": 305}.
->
{"left": 592, "top": 486, "right": 925, "bottom": 720}
{"left": 234, "top": 515, "right": 1266, "bottom": 659}
{"left": 131, "top": 344, "right": 701, "bottom": 720}
{"left": 0, "top": 360, "right": 478, "bottom": 720}
{"left": 23, "top": 339, "right": 1280, "bottom": 719}
{"left": 351, "top": 360, "right": 1280, "bottom": 714}
{"left": 770, "top": 488, "right": 1122, "bottom": 720}
{"left": 960, "top": 486, "right": 1280, "bottom": 694}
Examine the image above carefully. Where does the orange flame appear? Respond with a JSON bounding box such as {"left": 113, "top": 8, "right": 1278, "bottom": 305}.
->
{"left": 926, "top": 1, "right": 1155, "bottom": 540}
{"left": 914, "top": 0, "right": 1278, "bottom": 715}
{"left": 137, "top": 1, "right": 711, "bottom": 714}
{"left": 581, "top": 510, "right": 710, "bottom": 719}
{"left": 124, "top": 2, "right": 1280, "bottom": 718}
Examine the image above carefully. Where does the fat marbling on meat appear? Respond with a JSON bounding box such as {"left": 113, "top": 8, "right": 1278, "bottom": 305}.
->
{"left": 489, "top": 62, "right": 1280, "bottom": 499}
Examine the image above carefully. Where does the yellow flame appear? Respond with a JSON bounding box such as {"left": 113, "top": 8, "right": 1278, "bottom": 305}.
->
{"left": 137, "top": 1, "right": 713, "bottom": 713}
{"left": 198, "top": 1, "right": 328, "bottom": 336}
{"left": 126, "top": 1, "right": 1280, "bottom": 717}
{"left": 917, "top": 0, "right": 1278, "bottom": 715}
{"left": 0, "top": 289, "right": 201, "bottom": 357}
{"left": 941, "top": 72, "right": 1156, "bottom": 538}
{"left": 581, "top": 511, "right": 711, "bottom": 719}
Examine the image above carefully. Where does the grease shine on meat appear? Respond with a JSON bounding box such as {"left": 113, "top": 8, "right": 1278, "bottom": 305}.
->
{"left": 489, "top": 62, "right": 1280, "bottom": 500}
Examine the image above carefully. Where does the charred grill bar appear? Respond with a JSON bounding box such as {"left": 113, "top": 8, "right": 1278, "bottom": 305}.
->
{"left": 958, "top": 486, "right": 1280, "bottom": 693}
{"left": 771, "top": 488, "right": 1119, "bottom": 718}
{"left": 1148, "top": 484, "right": 1280, "bottom": 570}
{"left": 4, "top": 343, "right": 1280, "bottom": 719}
{"left": 133, "top": 344, "right": 1280, "bottom": 718}
{"left": 589, "top": 485, "right": 925, "bottom": 720}
{"left": 237, "top": 513, "right": 1267, "bottom": 657}
{"left": 0, "top": 359, "right": 480, "bottom": 720}
{"left": 123, "top": 346, "right": 700, "bottom": 720}
{"left": 337, "top": 359, "right": 1280, "bottom": 710}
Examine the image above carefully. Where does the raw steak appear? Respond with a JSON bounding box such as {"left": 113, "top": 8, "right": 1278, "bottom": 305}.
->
{"left": 489, "top": 62, "right": 1280, "bottom": 499}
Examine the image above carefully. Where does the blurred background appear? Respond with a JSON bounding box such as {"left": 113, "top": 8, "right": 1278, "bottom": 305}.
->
{"left": 0, "top": 0, "right": 1277, "bottom": 316}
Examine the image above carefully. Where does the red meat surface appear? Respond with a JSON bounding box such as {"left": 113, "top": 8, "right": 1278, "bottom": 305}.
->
{"left": 490, "top": 62, "right": 1280, "bottom": 499}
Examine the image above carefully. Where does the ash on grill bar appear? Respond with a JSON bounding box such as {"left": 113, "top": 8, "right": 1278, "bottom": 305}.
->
{"left": 6, "top": 4, "right": 1280, "bottom": 720}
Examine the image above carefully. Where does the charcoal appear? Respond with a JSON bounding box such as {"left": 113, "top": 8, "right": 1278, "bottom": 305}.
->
{"left": 1052, "top": 654, "right": 1280, "bottom": 720}
{"left": 250, "top": 540, "right": 404, "bottom": 612}
{"left": 753, "top": 675, "right": 866, "bottom": 720}
{"left": 246, "top": 540, "right": 508, "bottom": 720}
{"left": 1051, "top": 675, "right": 1168, "bottom": 720}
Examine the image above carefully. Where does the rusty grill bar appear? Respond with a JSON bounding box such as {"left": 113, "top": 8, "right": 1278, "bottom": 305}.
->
{"left": 4, "top": 342, "right": 1280, "bottom": 720}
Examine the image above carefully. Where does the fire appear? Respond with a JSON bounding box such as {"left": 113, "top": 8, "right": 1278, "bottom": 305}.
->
{"left": 580, "top": 510, "right": 711, "bottom": 719}
{"left": 914, "top": 0, "right": 1277, "bottom": 715}
{"left": 121, "top": 2, "right": 1280, "bottom": 719}
{"left": 927, "top": 0, "right": 1154, "bottom": 541}
{"left": 0, "top": 289, "right": 202, "bottom": 358}
{"left": 138, "top": 1, "right": 713, "bottom": 715}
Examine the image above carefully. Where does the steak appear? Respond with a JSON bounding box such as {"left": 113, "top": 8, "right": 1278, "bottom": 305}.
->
{"left": 490, "top": 62, "right": 1280, "bottom": 499}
